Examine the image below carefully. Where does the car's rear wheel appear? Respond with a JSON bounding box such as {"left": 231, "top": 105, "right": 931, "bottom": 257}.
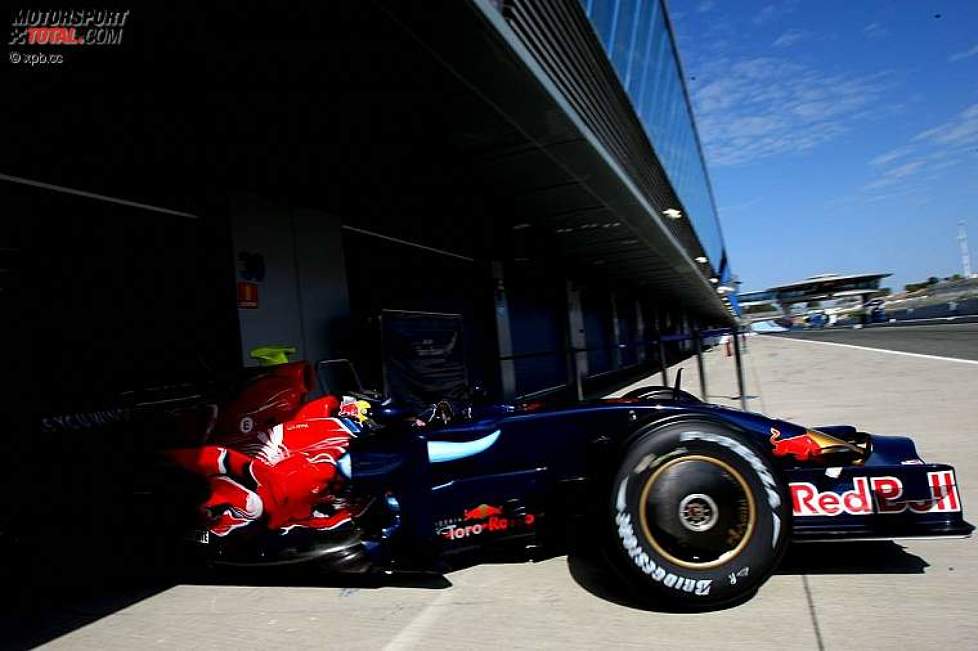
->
{"left": 608, "top": 420, "right": 789, "bottom": 609}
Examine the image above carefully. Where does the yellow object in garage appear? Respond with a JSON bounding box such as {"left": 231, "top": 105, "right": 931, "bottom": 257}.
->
{"left": 249, "top": 345, "right": 296, "bottom": 366}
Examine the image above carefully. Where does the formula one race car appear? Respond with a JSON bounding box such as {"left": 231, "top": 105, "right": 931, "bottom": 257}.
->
{"left": 161, "top": 358, "right": 972, "bottom": 609}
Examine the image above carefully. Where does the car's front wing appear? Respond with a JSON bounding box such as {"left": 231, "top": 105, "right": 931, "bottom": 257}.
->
{"left": 786, "top": 463, "right": 974, "bottom": 541}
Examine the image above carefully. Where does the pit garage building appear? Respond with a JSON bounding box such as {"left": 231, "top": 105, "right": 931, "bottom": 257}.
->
{"left": 6, "top": 1, "right": 737, "bottom": 419}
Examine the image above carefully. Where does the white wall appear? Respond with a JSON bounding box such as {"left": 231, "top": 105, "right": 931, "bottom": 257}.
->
{"left": 292, "top": 207, "right": 350, "bottom": 365}
{"left": 230, "top": 194, "right": 350, "bottom": 367}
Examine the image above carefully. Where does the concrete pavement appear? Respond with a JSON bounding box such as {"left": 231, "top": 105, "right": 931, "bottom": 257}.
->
{"left": 619, "top": 334, "right": 978, "bottom": 649}
{"left": 41, "top": 336, "right": 978, "bottom": 649}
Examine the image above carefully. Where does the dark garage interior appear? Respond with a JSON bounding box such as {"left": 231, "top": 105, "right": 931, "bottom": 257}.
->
{"left": 2, "top": 2, "right": 738, "bottom": 645}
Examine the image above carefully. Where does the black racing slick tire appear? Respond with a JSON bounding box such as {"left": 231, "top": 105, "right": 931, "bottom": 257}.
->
{"left": 608, "top": 420, "right": 790, "bottom": 610}
{"left": 622, "top": 385, "right": 701, "bottom": 403}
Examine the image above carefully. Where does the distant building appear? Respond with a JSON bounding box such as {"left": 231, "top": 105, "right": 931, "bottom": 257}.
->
{"left": 739, "top": 273, "right": 891, "bottom": 317}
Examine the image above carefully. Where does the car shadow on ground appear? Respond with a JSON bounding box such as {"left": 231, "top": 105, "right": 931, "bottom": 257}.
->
{"left": 181, "top": 565, "right": 453, "bottom": 590}
{"left": 0, "top": 559, "right": 452, "bottom": 650}
{"left": 565, "top": 541, "right": 928, "bottom": 613}
{"left": 777, "top": 540, "right": 929, "bottom": 574}
{"left": 1, "top": 575, "right": 179, "bottom": 651}
{"left": 2, "top": 541, "right": 928, "bottom": 646}
{"left": 564, "top": 549, "right": 756, "bottom": 613}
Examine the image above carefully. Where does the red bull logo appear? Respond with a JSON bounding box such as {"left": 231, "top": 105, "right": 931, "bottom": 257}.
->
{"left": 770, "top": 427, "right": 822, "bottom": 461}
{"left": 769, "top": 427, "right": 859, "bottom": 462}
{"left": 790, "top": 471, "right": 960, "bottom": 516}
{"left": 338, "top": 398, "right": 371, "bottom": 424}
{"left": 463, "top": 503, "right": 504, "bottom": 520}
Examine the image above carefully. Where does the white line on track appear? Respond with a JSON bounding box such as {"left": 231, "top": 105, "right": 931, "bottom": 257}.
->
{"left": 774, "top": 336, "right": 978, "bottom": 365}
{"left": 867, "top": 319, "right": 978, "bottom": 328}
{"left": 384, "top": 590, "right": 454, "bottom": 650}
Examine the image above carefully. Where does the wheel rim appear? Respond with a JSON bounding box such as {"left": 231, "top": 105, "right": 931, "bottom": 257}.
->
{"left": 678, "top": 493, "right": 719, "bottom": 532}
{"left": 637, "top": 455, "right": 756, "bottom": 569}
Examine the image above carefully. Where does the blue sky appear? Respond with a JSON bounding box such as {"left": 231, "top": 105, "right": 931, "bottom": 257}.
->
{"left": 668, "top": 0, "right": 978, "bottom": 292}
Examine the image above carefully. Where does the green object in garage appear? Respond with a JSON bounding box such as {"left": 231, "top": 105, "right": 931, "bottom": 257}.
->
{"left": 249, "top": 345, "right": 296, "bottom": 366}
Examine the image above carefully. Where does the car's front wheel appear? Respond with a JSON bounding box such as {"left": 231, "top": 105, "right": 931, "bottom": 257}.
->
{"left": 622, "top": 385, "right": 701, "bottom": 403}
{"left": 608, "top": 420, "right": 789, "bottom": 609}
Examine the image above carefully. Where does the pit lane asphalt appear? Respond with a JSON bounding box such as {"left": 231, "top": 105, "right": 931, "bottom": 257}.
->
{"left": 767, "top": 321, "right": 978, "bottom": 361}
{"left": 29, "top": 336, "right": 978, "bottom": 649}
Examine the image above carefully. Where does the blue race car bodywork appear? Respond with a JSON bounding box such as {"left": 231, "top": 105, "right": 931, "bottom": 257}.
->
{"left": 169, "top": 362, "right": 970, "bottom": 607}
{"left": 392, "top": 398, "right": 971, "bottom": 550}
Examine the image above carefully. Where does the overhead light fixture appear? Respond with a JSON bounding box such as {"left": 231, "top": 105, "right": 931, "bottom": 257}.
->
{"left": 709, "top": 277, "right": 719, "bottom": 284}
{"left": 694, "top": 256, "right": 708, "bottom": 263}
{"left": 717, "top": 285, "right": 735, "bottom": 294}
{"left": 663, "top": 208, "right": 683, "bottom": 220}
{"left": 512, "top": 223, "right": 532, "bottom": 231}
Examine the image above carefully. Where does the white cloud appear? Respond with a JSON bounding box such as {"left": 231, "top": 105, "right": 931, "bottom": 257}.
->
{"left": 883, "top": 160, "right": 923, "bottom": 179}
{"left": 949, "top": 44, "right": 978, "bottom": 62}
{"left": 719, "top": 197, "right": 762, "bottom": 214}
{"left": 863, "top": 23, "right": 887, "bottom": 39}
{"left": 752, "top": 5, "right": 778, "bottom": 25}
{"left": 869, "top": 145, "right": 913, "bottom": 167}
{"left": 862, "top": 157, "right": 932, "bottom": 192}
{"left": 914, "top": 103, "right": 978, "bottom": 147}
{"left": 772, "top": 29, "right": 807, "bottom": 48}
{"left": 861, "top": 104, "right": 978, "bottom": 196}
{"left": 751, "top": 1, "right": 799, "bottom": 26}
{"left": 696, "top": 0, "right": 715, "bottom": 13}
{"left": 689, "top": 57, "right": 893, "bottom": 166}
